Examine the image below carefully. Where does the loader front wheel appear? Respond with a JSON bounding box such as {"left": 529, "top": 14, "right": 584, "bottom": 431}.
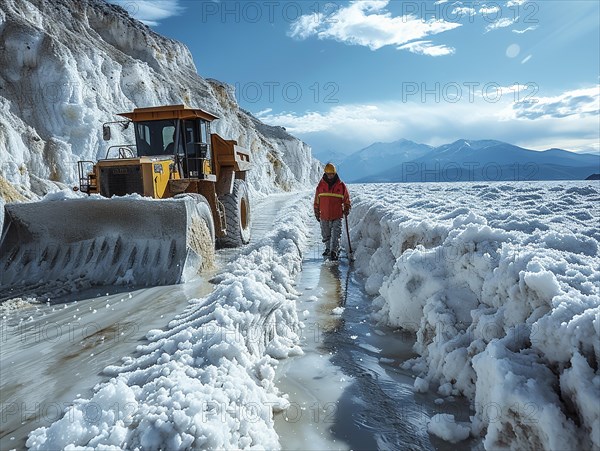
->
{"left": 219, "top": 179, "right": 251, "bottom": 248}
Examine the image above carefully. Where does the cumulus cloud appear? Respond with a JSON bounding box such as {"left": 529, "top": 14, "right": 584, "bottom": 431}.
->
{"left": 397, "top": 40, "right": 456, "bottom": 56}
{"left": 485, "top": 16, "right": 519, "bottom": 32}
{"left": 452, "top": 7, "right": 477, "bottom": 17}
{"left": 288, "top": 0, "right": 461, "bottom": 52}
{"left": 479, "top": 5, "right": 502, "bottom": 15}
{"left": 511, "top": 86, "right": 600, "bottom": 120}
{"left": 108, "top": 0, "right": 185, "bottom": 26}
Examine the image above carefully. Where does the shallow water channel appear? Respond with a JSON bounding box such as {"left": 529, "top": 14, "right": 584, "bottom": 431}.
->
{"left": 275, "top": 237, "right": 478, "bottom": 450}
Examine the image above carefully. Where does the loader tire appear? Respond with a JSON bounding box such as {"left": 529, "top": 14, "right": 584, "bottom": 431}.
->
{"left": 218, "top": 179, "right": 251, "bottom": 248}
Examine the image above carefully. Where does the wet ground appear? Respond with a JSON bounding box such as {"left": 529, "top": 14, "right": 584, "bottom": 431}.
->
{"left": 0, "top": 278, "right": 215, "bottom": 449}
{"left": 1, "top": 194, "right": 478, "bottom": 450}
{"left": 0, "top": 193, "right": 294, "bottom": 449}
{"left": 274, "top": 224, "right": 478, "bottom": 450}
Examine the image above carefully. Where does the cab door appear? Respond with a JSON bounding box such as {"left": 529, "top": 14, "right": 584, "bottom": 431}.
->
{"left": 182, "top": 119, "right": 211, "bottom": 178}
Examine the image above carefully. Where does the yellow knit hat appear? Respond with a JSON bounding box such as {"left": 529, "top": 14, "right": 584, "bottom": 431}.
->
{"left": 324, "top": 163, "right": 336, "bottom": 174}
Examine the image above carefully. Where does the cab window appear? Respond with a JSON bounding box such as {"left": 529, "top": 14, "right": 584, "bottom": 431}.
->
{"left": 134, "top": 120, "right": 177, "bottom": 156}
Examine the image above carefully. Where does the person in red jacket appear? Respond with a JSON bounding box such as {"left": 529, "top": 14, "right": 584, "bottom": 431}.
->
{"left": 314, "top": 162, "right": 351, "bottom": 260}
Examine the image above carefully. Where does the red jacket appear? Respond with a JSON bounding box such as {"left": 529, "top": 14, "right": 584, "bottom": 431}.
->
{"left": 314, "top": 174, "right": 351, "bottom": 221}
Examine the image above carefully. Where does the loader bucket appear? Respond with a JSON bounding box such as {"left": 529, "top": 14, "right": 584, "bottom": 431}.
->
{"left": 0, "top": 196, "right": 214, "bottom": 301}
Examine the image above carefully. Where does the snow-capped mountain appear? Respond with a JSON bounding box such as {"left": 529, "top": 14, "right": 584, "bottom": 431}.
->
{"left": 311, "top": 148, "right": 347, "bottom": 167}
{"left": 332, "top": 139, "right": 433, "bottom": 182}
{"left": 352, "top": 139, "right": 600, "bottom": 182}
{"left": 419, "top": 139, "right": 599, "bottom": 167}
{"left": 0, "top": 0, "right": 321, "bottom": 199}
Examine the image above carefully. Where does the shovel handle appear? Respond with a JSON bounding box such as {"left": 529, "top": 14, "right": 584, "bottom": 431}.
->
{"left": 344, "top": 214, "right": 353, "bottom": 255}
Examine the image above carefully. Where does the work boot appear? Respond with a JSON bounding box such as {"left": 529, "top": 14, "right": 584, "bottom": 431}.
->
{"left": 330, "top": 251, "right": 338, "bottom": 261}
{"left": 322, "top": 248, "right": 330, "bottom": 256}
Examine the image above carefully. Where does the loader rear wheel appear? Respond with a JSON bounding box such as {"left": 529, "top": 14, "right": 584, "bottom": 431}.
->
{"left": 218, "top": 179, "right": 251, "bottom": 248}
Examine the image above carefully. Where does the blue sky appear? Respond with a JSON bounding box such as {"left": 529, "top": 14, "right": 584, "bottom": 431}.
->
{"left": 111, "top": 0, "right": 599, "bottom": 155}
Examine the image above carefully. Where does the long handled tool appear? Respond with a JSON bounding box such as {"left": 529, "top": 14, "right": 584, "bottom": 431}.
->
{"left": 344, "top": 213, "right": 355, "bottom": 262}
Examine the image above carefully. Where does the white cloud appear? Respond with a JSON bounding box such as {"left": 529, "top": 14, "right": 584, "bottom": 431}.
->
{"left": 107, "top": 0, "right": 185, "bottom": 26}
{"left": 289, "top": 12, "right": 324, "bottom": 40}
{"left": 397, "top": 41, "right": 456, "bottom": 56}
{"left": 256, "top": 108, "right": 273, "bottom": 117}
{"left": 255, "top": 86, "right": 600, "bottom": 154}
{"left": 512, "top": 26, "right": 538, "bottom": 34}
{"left": 496, "top": 83, "right": 534, "bottom": 100}
{"left": 506, "top": 0, "right": 528, "bottom": 6}
{"left": 510, "top": 86, "right": 600, "bottom": 120}
{"left": 256, "top": 105, "right": 390, "bottom": 135}
{"left": 452, "top": 7, "right": 477, "bottom": 17}
{"left": 485, "top": 16, "right": 519, "bottom": 32}
{"left": 288, "top": 0, "right": 461, "bottom": 52}
{"left": 479, "top": 5, "right": 501, "bottom": 15}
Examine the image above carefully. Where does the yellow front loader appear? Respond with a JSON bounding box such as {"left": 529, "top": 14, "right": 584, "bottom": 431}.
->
{"left": 0, "top": 105, "right": 252, "bottom": 298}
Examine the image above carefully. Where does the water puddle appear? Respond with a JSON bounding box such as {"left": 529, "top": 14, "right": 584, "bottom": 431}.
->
{"left": 275, "top": 237, "right": 479, "bottom": 450}
{"left": 274, "top": 250, "right": 352, "bottom": 450}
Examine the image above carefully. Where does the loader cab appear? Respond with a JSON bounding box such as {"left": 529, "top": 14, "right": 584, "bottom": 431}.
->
{"left": 119, "top": 104, "right": 219, "bottom": 180}
{"left": 133, "top": 118, "right": 212, "bottom": 179}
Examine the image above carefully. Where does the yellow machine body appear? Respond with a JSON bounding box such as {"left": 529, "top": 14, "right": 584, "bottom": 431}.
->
{"left": 0, "top": 105, "right": 252, "bottom": 297}
{"left": 77, "top": 104, "right": 251, "bottom": 238}
{"left": 87, "top": 157, "right": 179, "bottom": 199}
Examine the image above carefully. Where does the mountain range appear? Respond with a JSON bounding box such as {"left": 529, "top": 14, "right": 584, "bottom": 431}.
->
{"left": 321, "top": 139, "right": 600, "bottom": 183}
